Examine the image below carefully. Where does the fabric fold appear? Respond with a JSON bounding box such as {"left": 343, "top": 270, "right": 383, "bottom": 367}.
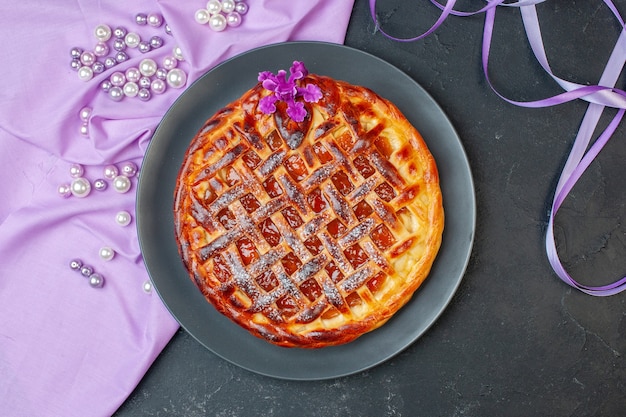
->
{"left": 0, "top": 1, "right": 355, "bottom": 416}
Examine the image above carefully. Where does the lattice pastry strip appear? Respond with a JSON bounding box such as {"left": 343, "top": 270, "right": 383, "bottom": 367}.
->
{"left": 174, "top": 74, "right": 444, "bottom": 348}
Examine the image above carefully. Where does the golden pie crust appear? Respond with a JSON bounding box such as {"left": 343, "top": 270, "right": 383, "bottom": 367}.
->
{"left": 174, "top": 74, "right": 444, "bottom": 348}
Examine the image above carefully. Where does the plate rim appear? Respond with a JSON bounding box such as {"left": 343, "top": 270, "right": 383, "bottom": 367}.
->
{"left": 137, "top": 40, "right": 476, "bottom": 380}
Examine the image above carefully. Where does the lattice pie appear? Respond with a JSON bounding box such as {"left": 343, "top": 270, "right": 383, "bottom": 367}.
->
{"left": 174, "top": 64, "right": 444, "bottom": 348}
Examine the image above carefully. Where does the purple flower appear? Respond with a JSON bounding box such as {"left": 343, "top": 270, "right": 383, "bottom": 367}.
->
{"left": 298, "top": 83, "right": 323, "bottom": 103}
{"left": 289, "top": 61, "right": 308, "bottom": 80}
{"left": 286, "top": 100, "right": 306, "bottom": 122}
{"left": 259, "top": 94, "right": 279, "bottom": 114}
{"left": 257, "top": 61, "right": 322, "bottom": 122}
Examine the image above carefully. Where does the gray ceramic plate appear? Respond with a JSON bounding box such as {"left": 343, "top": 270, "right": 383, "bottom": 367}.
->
{"left": 137, "top": 41, "right": 475, "bottom": 380}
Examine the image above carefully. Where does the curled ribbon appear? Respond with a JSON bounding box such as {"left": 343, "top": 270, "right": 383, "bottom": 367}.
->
{"left": 370, "top": 0, "right": 626, "bottom": 295}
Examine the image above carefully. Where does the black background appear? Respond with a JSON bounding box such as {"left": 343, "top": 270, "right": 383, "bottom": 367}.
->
{"left": 115, "top": 1, "right": 626, "bottom": 416}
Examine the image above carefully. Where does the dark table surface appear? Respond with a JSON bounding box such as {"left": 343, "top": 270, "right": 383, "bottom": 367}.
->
{"left": 115, "top": 1, "right": 626, "bottom": 416}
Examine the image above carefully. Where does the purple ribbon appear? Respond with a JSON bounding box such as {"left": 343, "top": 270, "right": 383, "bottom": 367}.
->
{"left": 370, "top": 0, "right": 626, "bottom": 295}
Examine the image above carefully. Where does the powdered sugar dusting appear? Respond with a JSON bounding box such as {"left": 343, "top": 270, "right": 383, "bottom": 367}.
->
{"left": 323, "top": 183, "right": 355, "bottom": 225}
{"left": 340, "top": 267, "right": 373, "bottom": 293}
{"left": 223, "top": 250, "right": 260, "bottom": 299}
{"left": 198, "top": 229, "right": 240, "bottom": 261}
{"left": 362, "top": 240, "right": 392, "bottom": 273}
{"left": 371, "top": 198, "right": 397, "bottom": 227}
{"left": 303, "top": 162, "right": 338, "bottom": 190}
{"left": 350, "top": 176, "right": 378, "bottom": 201}
{"left": 209, "top": 184, "right": 247, "bottom": 215}
{"left": 258, "top": 150, "right": 286, "bottom": 177}
{"left": 319, "top": 232, "right": 351, "bottom": 273}
{"left": 293, "top": 254, "right": 327, "bottom": 284}
{"left": 248, "top": 247, "right": 287, "bottom": 278}
{"left": 279, "top": 174, "right": 308, "bottom": 215}
{"left": 338, "top": 218, "right": 376, "bottom": 247}
{"left": 302, "top": 213, "right": 330, "bottom": 239}
{"left": 193, "top": 143, "right": 247, "bottom": 184}
{"left": 321, "top": 276, "right": 345, "bottom": 310}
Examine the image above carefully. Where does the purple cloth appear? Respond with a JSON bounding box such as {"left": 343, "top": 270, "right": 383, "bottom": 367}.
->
{"left": 0, "top": 1, "right": 354, "bottom": 416}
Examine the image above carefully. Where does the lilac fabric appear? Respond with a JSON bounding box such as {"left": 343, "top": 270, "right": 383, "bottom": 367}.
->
{"left": 0, "top": 1, "right": 354, "bottom": 416}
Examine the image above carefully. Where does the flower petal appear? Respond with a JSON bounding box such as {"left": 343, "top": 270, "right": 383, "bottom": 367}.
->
{"left": 286, "top": 100, "right": 306, "bottom": 122}
{"left": 276, "top": 69, "right": 288, "bottom": 81}
{"left": 262, "top": 78, "right": 279, "bottom": 92}
{"left": 298, "top": 84, "right": 323, "bottom": 103}
{"left": 258, "top": 71, "right": 273, "bottom": 82}
{"left": 290, "top": 61, "right": 308, "bottom": 81}
{"left": 259, "top": 94, "right": 279, "bottom": 115}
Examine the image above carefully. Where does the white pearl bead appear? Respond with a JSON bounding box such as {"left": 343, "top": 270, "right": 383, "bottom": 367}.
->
{"left": 142, "top": 280, "right": 152, "bottom": 294}
{"left": 103, "top": 164, "right": 119, "bottom": 180}
{"left": 195, "top": 9, "right": 210, "bottom": 24}
{"left": 120, "top": 161, "right": 138, "bottom": 177}
{"left": 125, "top": 67, "right": 141, "bottom": 83}
{"left": 207, "top": 0, "right": 222, "bottom": 14}
{"left": 112, "top": 175, "right": 131, "bottom": 193}
{"left": 139, "top": 58, "right": 157, "bottom": 77}
{"left": 94, "top": 42, "right": 109, "bottom": 57}
{"left": 79, "top": 107, "right": 92, "bottom": 122}
{"left": 162, "top": 55, "right": 178, "bottom": 70}
{"left": 173, "top": 45, "right": 184, "bottom": 61}
{"left": 226, "top": 12, "right": 242, "bottom": 27}
{"left": 209, "top": 14, "right": 227, "bottom": 32}
{"left": 123, "top": 82, "right": 139, "bottom": 97}
{"left": 115, "top": 211, "right": 132, "bottom": 227}
{"left": 80, "top": 51, "right": 95, "bottom": 66}
{"left": 147, "top": 13, "right": 163, "bottom": 27}
{"left": 124, "top": 32, "right": 141, "bottom": 48}
{"left": 166, "top": 69, "right": 187, "bottom": 89}
{"left": 99, "top": 246, "right": 115, "bottom": 261}
{"left": 110, "top": 71, "right": 126, "bottom": 87}
{"left": 58, "top": 183, "right": 72, "bottom": 198}
{"left": 69, "top": 163, "right": 84, "bottom": 178}
{"left": 235, "top": 1, "right": 248, "bottom": 14}
{"left": 70, "top": 177, "right": 91, "bottom": 198}
{"left": 94, "top": 24, "right": 112, "bottom": 42}
{"left": 222, "top": 0, "right": 236, "bottom": 13}
{"left": 79, "top": 123, "right": 89, "bottom": 137}
{"left": 151, "top": 78, "right": 167, "bottom": 95}
{"left": 78, "top": 66, "right": 94, "bottom": 82}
